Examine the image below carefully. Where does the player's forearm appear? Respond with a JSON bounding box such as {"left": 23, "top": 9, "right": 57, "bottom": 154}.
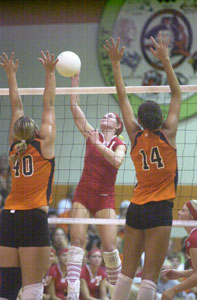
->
{"left": 43, "top": 72, "right": 56, "bottom": 107}
{"left": 111, "top": 61, "right": 127, "bottom": 105}
{"left": 177, "top": 269, "right": 194, "bottom": 278}
{"left": 94, "top": 143, "right": 123, "bottom": 168}
{"left": 7, "top": 73, "right": 23, "bottom": 110}
{"left": 162, "top": 58, "right": 181, "bottom": 98}
{"left": 171, "top": 272, "right": 197, "bottom": 295}
{"left": 70, "top": 92, "right": 80, "bottom": 106}
{"left": 70, "top": 95, "right": 81, "bottom": 119}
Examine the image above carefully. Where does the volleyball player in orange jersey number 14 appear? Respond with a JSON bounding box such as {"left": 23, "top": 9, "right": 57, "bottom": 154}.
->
{"left": 67, "top": 74, "right": 127, "bottom": 300}
{"left": 0, "top": 51, "right": 58, "bottom": 300}
{"left": 104, "top": 32, "right": 181, "bottom": 300}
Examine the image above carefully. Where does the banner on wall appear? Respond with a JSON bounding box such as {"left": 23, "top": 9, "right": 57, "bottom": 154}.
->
{"left": 98, "top": 0, "right": 197, "bottom": 120}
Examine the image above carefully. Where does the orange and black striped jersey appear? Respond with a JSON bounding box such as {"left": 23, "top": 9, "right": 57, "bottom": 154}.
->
{"left": 131, "top": 129, "right": 178, "bottom": 205}
{"left": 5, "top": 138, "right": 55, "bottom": 210}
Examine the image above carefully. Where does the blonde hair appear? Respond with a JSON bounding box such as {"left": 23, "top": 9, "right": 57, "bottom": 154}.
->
{"left": 9, "top": 117, "right": 38, "bottom": 164}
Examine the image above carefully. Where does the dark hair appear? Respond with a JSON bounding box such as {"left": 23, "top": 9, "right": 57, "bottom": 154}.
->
{"left": 138, "top": 101, "right": 163, "bottom": 130}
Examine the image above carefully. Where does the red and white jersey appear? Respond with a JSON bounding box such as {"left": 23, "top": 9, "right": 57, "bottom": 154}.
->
{"left": 76, "top": 133, "right": 126, "bottom": 195}
{"left": 185, "top": 228, "right": 197, "bottom": 268}
{"left": 80, "top": 264, "right": 107, "bottom": 299}
{"left": 48, "top": 264, "right": 68, "bottom": 300}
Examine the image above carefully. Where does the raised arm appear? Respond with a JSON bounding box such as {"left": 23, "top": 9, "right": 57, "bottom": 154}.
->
{"left": 0, "top": 52, "right": 24, "bottom": 145}
{"left": 104, "top": 38, "right": 140, "bottom": 142}
{"left": 38, "top": 50, "right": 58, "bottom": 159}
{"left": 70, "top": 75, "right": 93, "bottom": 138}
{"left": 150, "top": 32, "right": 181, "bottom": 146}
{"left": 85, "top": 129, "right": 126, "bottom": 169}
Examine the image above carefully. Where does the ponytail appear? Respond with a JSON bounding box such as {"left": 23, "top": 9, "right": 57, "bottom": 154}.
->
{"left": 9, "top": 140, "right": 27, "bottom": 164}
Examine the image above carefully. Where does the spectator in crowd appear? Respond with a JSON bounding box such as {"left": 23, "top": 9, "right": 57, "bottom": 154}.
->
{"left": 46, "top": 248, "right": 68, "bottom": 300}
{"left": 161, "top": 200, "right": 197, "bottom": 300}
{"left": 52, "top": 227, "right": 69, "bottom": 253}
{"left": 86, "top": 226, "right": 101, "bottom": 253}
{"left": 169, "top": 253, "right": 184, "bottom": 271}
{"left": 166, "top": 239, "right": 175, "bottom": 259}
{"left": 80, "top": 248, "right": 109, "bottom": 300}
{"left": 57, "top": 186, "right": 75, "bottom": 237}
{"left": 48, "top": 208, "right": 58, "bottom": 241}
{"left": 117, "top": 200, "right": 130, "bottom": 261}
{"left": 118, "top": 200, "right": 130, "bottom": 220}
{"left": 43, "top": 247, "right": 57, "bottom": 300}
{"left": 157, "top": 259, "right": 186, "bottom": 298}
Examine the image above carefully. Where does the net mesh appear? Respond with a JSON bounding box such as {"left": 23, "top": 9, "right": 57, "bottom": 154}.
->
{"left": 0, "top": 86, "right": 197, "bottom": 227}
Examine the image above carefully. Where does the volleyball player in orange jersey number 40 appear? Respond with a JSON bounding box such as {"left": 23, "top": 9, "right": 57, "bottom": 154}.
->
{"left": 67, "top": 75, "right": 127, "bottom": 300}
{"left": 0, "top": 51, "right": 58, "bottom": 300}
{"left": 104, "top": 32, "right": 181, "bottom": 300}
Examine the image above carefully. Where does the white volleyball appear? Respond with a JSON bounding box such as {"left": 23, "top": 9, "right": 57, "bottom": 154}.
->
{"left": 56, "top": 51, "right": 81, "bottom": 77}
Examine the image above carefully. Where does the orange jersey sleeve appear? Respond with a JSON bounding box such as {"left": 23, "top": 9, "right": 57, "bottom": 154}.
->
{"left": 130, "top": 129, "right": 178, "bottom": 205}
{"left": 5, "top": 138, "right": 55, "bottom": 210}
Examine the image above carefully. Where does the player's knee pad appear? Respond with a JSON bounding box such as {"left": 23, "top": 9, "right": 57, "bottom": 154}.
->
{"left": 67, "top": 246, "right": 84, "bottom": 265}
{"left": 140, "top": 279, "right": 156, "bottom": 291}
{"left": 67, "top": 279, "right": 80, "bottom": 298}
{"left": 0, "top": 267, "right": 22, "bottom": 300}
{"left": 22, "top": 283, "right": 43, "bottom": 300}
{"left": 103, "top": 249, "right": 121, "bottom": 269}
{"left": 137, "top": 279, "right": 157, "bottom": 300}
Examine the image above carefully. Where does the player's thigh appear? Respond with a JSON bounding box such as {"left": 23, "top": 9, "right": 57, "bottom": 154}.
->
{"left": 70, "top": 202, "right": 90, "bottom": 247}
{"left": 143, "top": 226, "right": 171, "bottom": 282}
{"left": 19, "top": 246, "right": 50, "bottom": 286}
{"left": 96, "top": 208, "right": 117, "bottom": 251}
{"left": 0, "top": 246, "right": 20, "bottom": 267}
{"left": 70, "top": 202, "right": 90, "bottom": 218}
{"left": 122, "top": 224, "right": 144, "bottom": 278}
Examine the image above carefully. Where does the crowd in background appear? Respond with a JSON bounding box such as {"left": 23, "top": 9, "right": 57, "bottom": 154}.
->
{"left": 0, "top": 157, "right": 196, "bottom": 299}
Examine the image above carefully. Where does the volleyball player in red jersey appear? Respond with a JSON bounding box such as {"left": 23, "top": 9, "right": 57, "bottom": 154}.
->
{"left": 80, "top": 248, "right": 109, "bottom": 300}
{"left": 161, "top": 200, "right": 197, "bottom": 300}
{"left": 0, "top": 51, "right": 58, "bottom": 300}
{"left": 104, "top": 32, "right": 181, "bottom": 300}
{"left": 67, "top": 75, "right": 127, "bottom": 300}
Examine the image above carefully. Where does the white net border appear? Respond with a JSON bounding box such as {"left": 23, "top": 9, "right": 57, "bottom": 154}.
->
{"left": 48, "top": 218, "right": 197, "bottom": 227}
{"left": 0, "top": 84, "right": 197, "bottom": 95}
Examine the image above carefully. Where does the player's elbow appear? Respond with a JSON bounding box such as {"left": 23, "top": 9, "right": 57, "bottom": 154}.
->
{"left": 114, "top": 157, "right": 123, "bottom": 169}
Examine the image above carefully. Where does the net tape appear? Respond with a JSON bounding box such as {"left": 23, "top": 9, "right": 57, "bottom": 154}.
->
{"left": 0, "top": 85, "right": 197, "bottom": 95}
{"left": 48, "top": 218, "right": 197, "bottom": 227}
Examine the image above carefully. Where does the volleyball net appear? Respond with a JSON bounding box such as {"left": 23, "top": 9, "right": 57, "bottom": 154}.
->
{"left": 0, "top": 85, "right": 197, "bottom": 227}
